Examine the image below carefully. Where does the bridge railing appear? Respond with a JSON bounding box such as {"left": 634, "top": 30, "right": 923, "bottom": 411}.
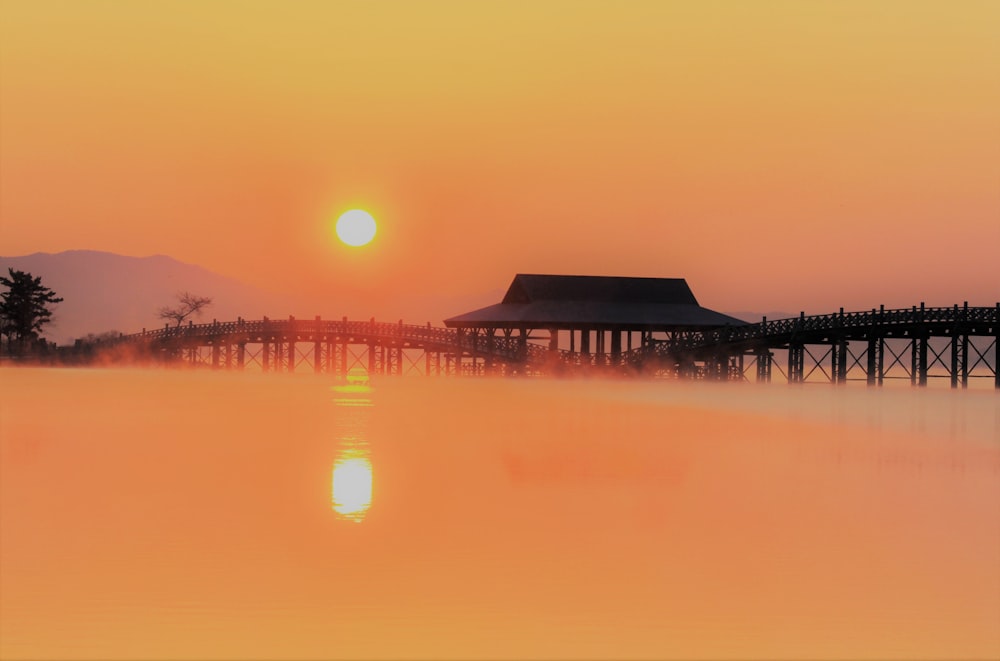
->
{"left": 635, "top": 303, "right": 997, "bottom": 359}
{"left": 116, "top": 317, "right": 535, "bottom": 361}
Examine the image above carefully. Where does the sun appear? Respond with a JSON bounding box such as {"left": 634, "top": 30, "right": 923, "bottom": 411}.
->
{"left": 335, "top": 209, "right": 377, "bottom": 247}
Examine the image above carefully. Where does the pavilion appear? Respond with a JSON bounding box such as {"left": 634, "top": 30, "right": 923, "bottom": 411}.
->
{"left": 444, "top": 274, "right": 745, "bottom": 363}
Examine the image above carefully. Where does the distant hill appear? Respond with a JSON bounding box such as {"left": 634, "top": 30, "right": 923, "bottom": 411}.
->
{"left": 0, "top": 250, "right": 291, "bottom": 345}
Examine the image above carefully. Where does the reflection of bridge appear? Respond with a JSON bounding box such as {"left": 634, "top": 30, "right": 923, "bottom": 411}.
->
{"left": 112, "top": 303, "right": 999, "bottom": 388}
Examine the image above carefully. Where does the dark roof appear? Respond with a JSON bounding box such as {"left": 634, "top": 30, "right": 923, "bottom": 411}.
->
{"left": 502, "top": 274, "right": 698, "bottom": 305}
{"left": 445, "top": 274, "right": 745, "bottom": 330}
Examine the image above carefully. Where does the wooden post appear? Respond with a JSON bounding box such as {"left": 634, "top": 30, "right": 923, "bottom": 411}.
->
{"left": 866, "top": 309, "right": 877, "bottom": 386}
{"left": 836, "top": 339, "right": 847, "bottom": 383}
{"left": 487, "top": 328, "right": 496, "bottom": 373}
{"left": 866, "top": 337, "right": 878, "bottom": 385}
{"left": 314, "top": 316, "right": 322, "bottom": 374}
{"left": 788, "top": 344, "right": 803, "bottom": 383}
{"left": 950, "top": 322, "right": 959, "bottom": 389}
{"left": 756, "top": 350, "right": 771, "bottom": 383}
{"left": 994, "top": 303, "right": 1000, "bottom": 390}
{"left": 287, "top": 316, "right": 296, "bottom": 373}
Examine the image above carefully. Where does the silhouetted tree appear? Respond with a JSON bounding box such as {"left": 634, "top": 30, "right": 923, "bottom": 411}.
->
{"left": 0, "top": 268, "right": 64, "bottom": 355}
{"left": 158, "top": 292, "right": 213, "bottom": 327}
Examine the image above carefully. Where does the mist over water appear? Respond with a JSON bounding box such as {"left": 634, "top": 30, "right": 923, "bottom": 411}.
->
{"left": 1, "top": 368, "right": 998, "bottom": 660}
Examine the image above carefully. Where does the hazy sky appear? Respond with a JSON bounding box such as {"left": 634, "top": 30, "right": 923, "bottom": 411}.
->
{"left": 1, "top": 0, "right": 998, "bottom": 320}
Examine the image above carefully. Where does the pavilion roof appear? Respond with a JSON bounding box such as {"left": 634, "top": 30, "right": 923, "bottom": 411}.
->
{"left": 444, "top": 274, "right": 745, "bottom": 330}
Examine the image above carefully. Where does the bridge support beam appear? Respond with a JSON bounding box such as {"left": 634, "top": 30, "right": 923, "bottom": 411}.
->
{"left": 788, "top": 344, "right": 804, "bottom": 383}
{"left": 830, "top": 342, "right": 838, "bottom": 383}
{"left": 237, "top": 342, "right": 246, "bottom": 371}
{"left": 486, "top": 329, "right": 496, "bottom": 373}
{"left": 833, "top": 340, "right": 847, "bottom": 384}
{"left": 755, "top": 350, "right": 771, "bottom": 383}
{"left": 866, "top": 336, "right": 883, "bottom": 386}
{"left": 911, "top": 335, "right": 928, "bottom": 387}
{"left": 950, "top": 334, "right": 966, "bottom": 389}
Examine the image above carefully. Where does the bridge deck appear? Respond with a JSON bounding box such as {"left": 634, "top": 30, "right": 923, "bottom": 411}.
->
{"left": 101, "top": 304, "right": 997, "bottom": 387}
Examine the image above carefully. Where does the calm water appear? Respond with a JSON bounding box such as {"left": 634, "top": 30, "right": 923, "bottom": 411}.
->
{"left": 1, "top": 368, "right": 998, "bottom": 660}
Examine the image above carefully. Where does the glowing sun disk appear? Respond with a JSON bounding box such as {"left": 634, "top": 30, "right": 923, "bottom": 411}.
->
{"left": 335, "top": 209, "right": 377, "bottom": 247}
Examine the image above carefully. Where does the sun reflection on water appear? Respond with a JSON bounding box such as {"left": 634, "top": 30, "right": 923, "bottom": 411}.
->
{"left": 331, "top": 370, "right": 374, "bottom": 522}
{"left": 332, "top": 449, "right": 373, "bottom": 522}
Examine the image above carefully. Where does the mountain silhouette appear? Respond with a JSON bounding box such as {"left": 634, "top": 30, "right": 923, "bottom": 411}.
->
{"left": 0, "top": 250, "right": 292, "bottom": 345}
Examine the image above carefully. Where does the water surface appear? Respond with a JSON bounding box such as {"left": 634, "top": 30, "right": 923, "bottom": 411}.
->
{"left": 1, "top": 368, "right": 998, "bottom": 659}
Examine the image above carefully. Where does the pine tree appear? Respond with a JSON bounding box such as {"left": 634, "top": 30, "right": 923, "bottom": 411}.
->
{"left": 0, "top": 268, "right": 64, "bottom": 353}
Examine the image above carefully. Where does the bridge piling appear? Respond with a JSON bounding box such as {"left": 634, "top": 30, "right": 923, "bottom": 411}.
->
{"left": 755, "top": 349, "right": 771, "bottom": 383}
{"left": 834, "top": 339, "right": 848, "bottom": 384}
{"left": 866, "top": 309, "right": 879, "bottom": 386}
{"left": 788, "top": 343, "right": 804, "bottom": 384}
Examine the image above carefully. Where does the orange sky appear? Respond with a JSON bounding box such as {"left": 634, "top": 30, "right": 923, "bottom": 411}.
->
{"left": 1, "top": 1, "right": 998, "bottom": 322}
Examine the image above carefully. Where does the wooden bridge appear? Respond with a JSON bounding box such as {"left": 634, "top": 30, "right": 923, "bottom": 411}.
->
{"left": 114, "top": 316, "right": 542, "bottom": 377}
{"left": 108, "top": 303, "right": 999, "bottom": 388}
{"left": 636, "top": 302, "right": 999, "bottom": 388}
